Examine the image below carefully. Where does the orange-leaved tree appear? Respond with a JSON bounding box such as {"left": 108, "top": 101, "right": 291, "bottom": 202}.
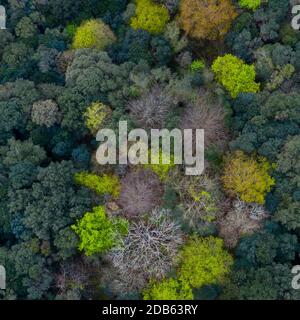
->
{"left": 178, "top": 0, "right": 238, "bottom": 40}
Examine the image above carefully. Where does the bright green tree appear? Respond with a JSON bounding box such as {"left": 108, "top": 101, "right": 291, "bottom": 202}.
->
{"left": 212, "top": 54, "right": 260, "bottom": 98}
{"left": 130, "top": 0, "right": 170, "bottom": 34}
{"left": 143, "top": 278, "right": 193, "bottom": 300}
{"left": 72, "top": 19, "right": 116, "bottom": 50}
{"left": 239, "top": 0, "right": 261, "bottom": 10}
{"left": 71, "top": 206, "right": 129, "bottom": 256}
{"left": 74, "top": 172, "right": 120, "bottom": 198}
{"left": 178, "top": 236, "right": 233, "bottom": 288}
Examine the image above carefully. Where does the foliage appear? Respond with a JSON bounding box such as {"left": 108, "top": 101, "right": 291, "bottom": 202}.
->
{"left": 239, "top": 0, "right": 261, "bottom": 10}
{"left": 212, "top": 54, "right": 260, "bottom": 98}
{"left": 74, "top": 172, "right": 121, "bottom": 198}
{"left": 143, "top": 278, "right": 193, "bottom": 300}
{"left": 178, "top": 0, "right": 238, "bottom": 40}
{"left": 130, "top": 0, "right": 170, "bottom": 34}
{"left": 72, "top": 19, "right": 116, "bottom": 50}
{"left": 83, "top": 102, "right": 111, "bottom": 135}
{"left": 222, "top": 151, "right": 275, "bottom": 205}
{"left": 178, "top": 236, "right": 233, "bottom": 288}
{"left": 71, "top": 206, "right": 129, "bottom": 256}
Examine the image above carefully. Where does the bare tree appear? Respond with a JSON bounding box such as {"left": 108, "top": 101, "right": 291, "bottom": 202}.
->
{"left": 127, "top": 86, "right": 175, "bottom": 129}
{"left": 118, "top": 169, "right": 163, "bottom": 218}
{"left": 218, "top": 199, "right": 268, "bottom": 249}
{"left": 181, "top": 90, "right": 228, "bottom": 149}
{"left": 107, "top": 208, "right": 183, "bottom": 293}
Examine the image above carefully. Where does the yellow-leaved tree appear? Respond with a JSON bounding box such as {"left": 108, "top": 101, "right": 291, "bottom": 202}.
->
{"left": 222, "top": 151, "right": 275, "bottom": 205}
{"left": 130, "top": 0, "right": 170, "bottom": 34}
{"left": 72, "top": 19, "right": 116, "bottom": 50}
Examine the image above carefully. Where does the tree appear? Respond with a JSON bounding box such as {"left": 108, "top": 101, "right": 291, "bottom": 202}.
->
{"left": 178, "top": 236, "right": 233, "bottom": 288}
{"left": 130, "top": 0, "right": 170, "bottom": 34}
{"left": 71, "top": 206, "right": 129, "bottom": 256}
{"left": 83, "top": 102, "right": 111, "bottom": 135}
{"left": 118, "top": 169, "right": 163, "bottom": 217}
{"left": 65, "top": 50, "right": 133, "bottom": 109}
{"left": 212, "top": 54, "right": 260, "bottom": 98}
{"left": 143, "top": 278, "right": 193, "bottom": 300}
{"left": 74, "top": 172, "right": 121, "bottom": 198}
{"left": 108, "top": 209, "right": 183, "bottom": 291}
{"left": 222, "top": 151, "right": 275, "bottom": 205}
{"left": 72, "top": 19, "right": 116, "bottom": 50}
{"left": 178, "top": 0, "right": 238, "bottom": 40}
{"left": 128, "top": 85, "right": 174, "bottom": 129}
{"left": 31, "top": 99, "right": 61, "bottom": 128}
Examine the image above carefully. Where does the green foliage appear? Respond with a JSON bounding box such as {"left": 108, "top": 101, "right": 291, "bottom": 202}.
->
{"left": 71, "top": 206, "right": 129, "bottom": 256}
{"left": 143, "top": 278, "right": 193, "bottom": 300}
{"left": 144, "top": 149, "right": 175, "bottom": 181}
{"left": 178, "top": 236, "right": 233, "bottom": 288}
{"left": 72, "top": 19, "right": 116, "bottom": 50}
{"left": 212, "top": 54, "right": 260, "bottom": 98}
{"left": 74, "top": 172, "right": 121, "bottom": 198}
{"left": 83, "top": 102, "right": 111, "bottom": 135}
{"left": 130, "top": 0, "right": 170, "bottom": 34}
{"left": 190, "top": 59, "right": 205, "bottom": 73}
{"left": 239, "top": 0, "right": 261, "bottom": 10}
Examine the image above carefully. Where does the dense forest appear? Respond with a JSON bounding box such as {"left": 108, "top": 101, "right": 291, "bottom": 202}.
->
{"left": 0, "top": 0, "right": 300, "bottom": 300}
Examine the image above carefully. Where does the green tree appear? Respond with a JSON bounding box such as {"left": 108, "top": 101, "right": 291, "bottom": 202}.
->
{"left": 212, "top": 54, "right": 260, "bottom": 98}
{"left": 71, "top": 206, "right": 129, "bottom": 256}
{"left": 143, "top": 278, "right": 193, "bottom": 300}
{"left": 178, "top": 236, "right": 233, "bottom": 288}
{"left": 239, "top": 0, "right": 261, "bottom": 10}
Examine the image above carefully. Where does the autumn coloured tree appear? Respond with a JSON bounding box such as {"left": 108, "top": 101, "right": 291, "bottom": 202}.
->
{"left": 178, "top": 0, "right": 238, "bottom": 40}
{"left": 212, "top": 54, "right": 260, "bottom": 98}
{"left": 130, "top": 0, "right": 170, "bottom": 34}
{"left": 72, "top": 19, "right": 116, "bottom": 50}
{"left": 222, "top": 151, "right": 275, "bottom": 205}
{"left": 71, "top": 206, "right": 129, "bottom": 256}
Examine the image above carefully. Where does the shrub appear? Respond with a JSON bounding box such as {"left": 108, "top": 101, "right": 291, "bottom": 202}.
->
{"left": 74, "top": 172, "right": 120, "bottom": 198}
{"left": 72, "top": 19, "right": 116, "bottom": 50}
{"left": 222, "top": 151, "right": 275, "bottom": 205}
{"left": 130, "top": 0, "right": 170, "bottom": 34}
{"left": 143, "top": 278, "right": 193, "bottom": 300}
{"left": 178, "top": 236, "right": 233, "bottom": 288}
{"left": 71, "top": 206, "right": 129, "bottom": 256}
{"left": 83, "top": 102, "right": 111, "bottom": 135}
{"left": 212, "top": 54, "right": 260, "bottom": 98}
